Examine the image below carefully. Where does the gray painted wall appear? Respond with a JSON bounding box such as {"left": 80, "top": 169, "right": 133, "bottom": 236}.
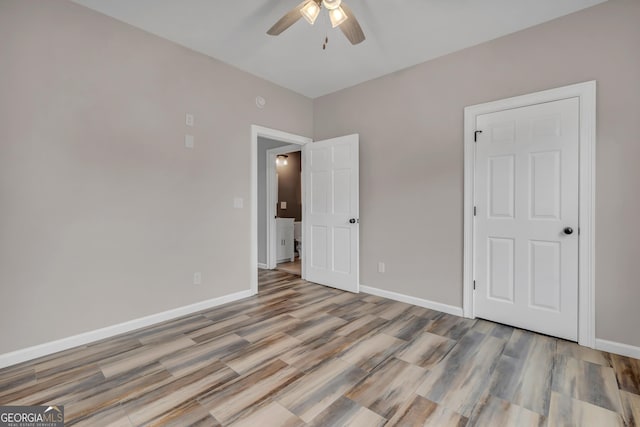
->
{"left": 314, "top": 0, "right": 640, "bottom": 347}
{"left": 0, "top": 0, "right": 313, "bottom": 354}
{"left": 257, "top": 137, "right": 291, "bottom": 265}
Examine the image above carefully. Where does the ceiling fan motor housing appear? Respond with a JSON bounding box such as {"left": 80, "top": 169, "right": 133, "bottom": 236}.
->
{"left": 322, "top": 0, "right": 342, "bottom": 10}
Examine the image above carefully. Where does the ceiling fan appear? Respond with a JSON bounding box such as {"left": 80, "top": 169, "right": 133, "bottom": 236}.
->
{"left": 267, "top": 0, "right": 365, "bottom": 45}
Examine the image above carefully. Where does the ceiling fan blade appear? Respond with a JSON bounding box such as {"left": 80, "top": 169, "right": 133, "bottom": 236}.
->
{"left": 338, "top": 3, "right": 366, "bottom": 45}
{"left": 267, "top": 0, "right": 309, "bottom": 36}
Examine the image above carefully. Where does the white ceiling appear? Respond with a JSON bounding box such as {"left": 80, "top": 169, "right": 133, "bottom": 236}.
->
{"left": 72, "top": 0, "right": 607, "bottom": 98}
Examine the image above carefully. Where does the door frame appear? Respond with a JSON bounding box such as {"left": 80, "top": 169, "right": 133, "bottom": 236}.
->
{"left": 266, "top": 144, "right": 302, "bottom": 270}
{"left": 462, "top": 81, "right": 596, "bottom": 347}
{"left": 251, "top": 125, "right": 311, "bottom": 295}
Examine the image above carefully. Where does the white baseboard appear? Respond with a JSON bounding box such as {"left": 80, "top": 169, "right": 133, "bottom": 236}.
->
{"left": 360, "top": 285, "right": 464, "bottom": 317}
{"left": 257, "top": 263, "right": 268, "bottom": 269}
{"left": 0, "top": 289, "right": 253, "bottom": 370}
{"left": 595, "top": 338, "right": 640, "bottom": 360}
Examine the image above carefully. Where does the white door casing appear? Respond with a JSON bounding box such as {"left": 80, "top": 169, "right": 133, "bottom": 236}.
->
{"left": 251, "top": 126, "right": 311, "bottom": 295}
{"left": 474, "top": 98, "right": 579, "bottom": 341}
{"left": 304, "top": 134, "right": 359, "bottom": 293}
{"left": 463, "top": 81, "right": 596, "bottom": 347}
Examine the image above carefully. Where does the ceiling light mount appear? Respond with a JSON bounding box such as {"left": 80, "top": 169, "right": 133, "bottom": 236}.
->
{"left": 267, "top": 0, "right": 365, "bottom": 46}
{"left": 322, "top": 0, "right": 342, "bottom": 10}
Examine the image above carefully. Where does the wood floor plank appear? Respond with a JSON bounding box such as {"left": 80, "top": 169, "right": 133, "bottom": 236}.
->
{"left": 345, "top": 357, "right": 429, "bottom": 419}
{"left": 234, "top": 314, "right": 302, "bottom": 343}
{"left": 5, "top": 364, "right": 105, "bottom": 406}
{"left": 334, "top": 314, "right": 383, "bottom": 337}
{"left": 198, "top": 359, "right": 302, "bottom": 425}
{"left": 416, "top": 331, "right": 506, "bottom": 417}
{"left": 338, "top": 333, "right": 406, "bottom": 373}
{"left": 385, "top": 394, "right": 467, "bottom": 427}
{"left": 373, "top": 300, "right": 414, "bottom": 321}
{"left": 425, "top": 312, "right": 477, "bottom": 340}
{"left": 227, "top": 402, "right": 303, "bottom": 427}
{"left": 489, "top": 332, "right": 555, "bottom": 415}
{"left": 305, "top": 396, "right": 386, "bottom": 427}
{"left": 133, "top": 398, "right": 220, "bottom": 427}
{"left": 547, "top": 391, "right": 624, "bottom": 427}
{"left": 380, "top": 314, "right": 432, "bottom": 341}
{"left": 279, "top": 334, "right": 355, "bottom": 373}
{"left": 610, "top": 353, "right": 640, "bottom": 395}
{"left": 71, "top": 405, "right": 134, "bottom": 427}
{"left": 468, "top": 393, "right": 546, "bottom": 427}
{"left": 134, "top": 316, "right": 214, "bottom": 345}
{"left": 62, "top": 363, "right": 171, "bottom": 422}
{"left": 276, "top": 357, "right": 367, "bottom": 422}
{"left": 159, "top": 334, "right": 249, "bottom": 377}
{"left": 395, "top": 331, "right": 456, "bottom": 369}
{"left": 621, "top": 390, "right": 640, "bottom": 427}
{"left": 122, "top": 360, "right": 237, "bottom": 426}
{"left": 188, "top": 314, "right": 254, "bottom": 344}
{"left": 471, "top": 319, "right": 515, "bottom": 341}
{"left": 221, "top": 333, "right": 300, "bottom": 374}
{"left": 99, "top": 336, "right": 196, "bottom": 378}
{"left": 551, "top": 354, "right": 623, "bottom": 414}
{"left": 285, "top": 313, "right": 348, "bottom": 343}
{"left": 556, "top": 339, "right": 611, "bottom": 367}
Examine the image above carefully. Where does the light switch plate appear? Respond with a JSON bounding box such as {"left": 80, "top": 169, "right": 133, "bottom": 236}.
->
{"left": 186, "top": 113, "right": 194, "bottom": 127}
{"left": 280, "top": 201, "right": 287, "bottom": 209}
{"left": 233, "top": 197, "right": 244, "bottom": 209}
{"left": 185, "top": 134, "right": 194, "bottom": 149}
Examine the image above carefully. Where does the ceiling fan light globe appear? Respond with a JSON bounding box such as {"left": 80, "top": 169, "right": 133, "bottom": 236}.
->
{"left": 329, "top": 6, "right": 348, "bottom": 28}
{"left": 301, "top": 1, "right": 320, "bottom": 25}
{"left": 322, "top": 0, "right": 342, "bottom": 10}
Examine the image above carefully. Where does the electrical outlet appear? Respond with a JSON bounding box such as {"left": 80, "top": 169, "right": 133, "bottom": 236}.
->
{"left": 378, "top": 262, "right": 386, "bottom": 273}
{"left": 193, "top": 272, "right": 202, "bottom": 285}
{"left": 185, "top": 134, "right": 194, "bottom": 149}
{"left": 186, "top": 113, "right": 194, "bottom": 127}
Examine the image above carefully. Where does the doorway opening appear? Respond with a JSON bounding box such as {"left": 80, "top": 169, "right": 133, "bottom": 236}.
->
{"left": 250, "top": 126, "right": 311, "bottom": 295}
{"left": 267, "top": 146, "right": 303, "bottom": 276}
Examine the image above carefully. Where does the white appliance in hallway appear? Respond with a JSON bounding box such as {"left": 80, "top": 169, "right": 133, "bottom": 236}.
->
{"left": 473, "top": 98, "right": 579, "bottom": 341}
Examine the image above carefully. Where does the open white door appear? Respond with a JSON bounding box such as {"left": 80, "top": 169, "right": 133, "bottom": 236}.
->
{"left": 304, "top": 134, "right": 359, "bottom": 292}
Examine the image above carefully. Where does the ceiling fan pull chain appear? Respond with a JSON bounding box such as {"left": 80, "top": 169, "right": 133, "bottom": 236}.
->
{"left": 323, "top": 35, "right": 328, "bottom": 50}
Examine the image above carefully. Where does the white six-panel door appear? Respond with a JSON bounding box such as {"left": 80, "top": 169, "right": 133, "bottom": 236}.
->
{"left": 304, "top": 134, "right": 359, "bottom": 293}
{"left": 474, "top": 98, "right": 579, "bottom": 341}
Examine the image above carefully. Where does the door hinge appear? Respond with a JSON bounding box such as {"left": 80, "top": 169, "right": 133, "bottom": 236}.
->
{"left": 474, "top": 206, "right": 477, "bottom": 216}
{"left": 473, "top": 280, "right": 476, "bottom": 290}
{"left": 474, "top": 130, "right": 483, "bottom": 142}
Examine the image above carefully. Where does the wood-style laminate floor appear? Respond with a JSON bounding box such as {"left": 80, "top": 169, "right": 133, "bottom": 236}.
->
{"left": 1, "top": 270, "right": 639, "bottom": 426}
{"left": 275, "top": 259, "right": 301, "bottom": 276}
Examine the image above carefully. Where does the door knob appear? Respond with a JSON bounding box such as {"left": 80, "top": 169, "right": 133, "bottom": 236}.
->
{"left": 349, "top": 218, "right": 357, "bottom": 224}
{"left": 563, "top": 227, "right": 574, "bottom": 235}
